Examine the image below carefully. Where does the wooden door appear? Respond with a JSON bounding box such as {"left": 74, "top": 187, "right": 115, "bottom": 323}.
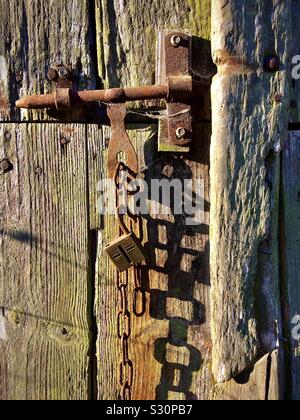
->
{"left": 0, "top": 0, "right": 299, "bottom": 401}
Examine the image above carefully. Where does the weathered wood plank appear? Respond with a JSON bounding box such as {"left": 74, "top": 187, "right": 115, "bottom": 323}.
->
{"left": 93, "top": 0, "right": 213, "bottom": 400}
{"left": 212, "top": 350, "right": 282, "bottom": 400}
{"left": 92, "top": 122, "right": 212, "bottom": 400}
{"left": 0, "top": 0, "right": 97, "bottom": 122}
{"left": 95, "top": 0, "right": 211, "bottom": 90}
{"left": 210, "top": 0, "right": 291, "bottom": 383}
{"left": 0, "top": 124, "right": 92, "bottom": 400}
{"left": 282, "top": 131, "right": 300, "bottom": 400}
{"left": 290, "top": 0, "right": 300, "bottom": 123}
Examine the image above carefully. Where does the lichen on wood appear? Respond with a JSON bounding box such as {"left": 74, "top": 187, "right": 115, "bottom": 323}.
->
{"left": 210, "top": 0, "right": 291, "bottom": 383}
{"left": 0, "top": 124, "right": 92, "bottom": 400}
{"left": 95, "top": 0, "right": 211, "bottom": 90}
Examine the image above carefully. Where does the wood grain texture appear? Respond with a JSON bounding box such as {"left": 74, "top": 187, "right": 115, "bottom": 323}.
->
{"left": 282, "top": 131, "right": 300, "bottom": 400}
{"left": 93, "top": 122, "right": 212, "bottom": 400}
{"left": 0, "top": 124, "right": 92, "bottom": 400}
{"left": 0, "top": 0, "right": 97, "bottom": 122}
{"left": 210, "top": 0, "right": 291, "bottom": 383}
{"left": 212, "top": 350, "right": 281, "bottom": 400}
{"left": 290, "top": 0, "right": 300, "bottom": 123}
{"left": 95, "top": 0, "right": 211, "bottom": 90}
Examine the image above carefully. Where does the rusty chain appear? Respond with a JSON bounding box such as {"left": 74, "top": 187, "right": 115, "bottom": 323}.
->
{"left": 114, "top": 162, "right": 146, "bottom": 400}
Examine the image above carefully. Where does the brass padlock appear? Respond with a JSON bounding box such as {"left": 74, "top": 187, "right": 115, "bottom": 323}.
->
{"left": 105, "top": 231, "right": 146, "bottom": 272}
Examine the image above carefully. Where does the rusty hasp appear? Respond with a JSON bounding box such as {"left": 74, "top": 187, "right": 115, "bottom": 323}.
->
{"left": 107, "top": 104, "right": 138, "bottom": 178}
{"left": 16, "top": 31, "right": 200, "bottom": 152}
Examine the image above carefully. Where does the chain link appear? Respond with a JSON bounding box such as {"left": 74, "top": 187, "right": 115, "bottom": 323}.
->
{"left": 114, "top": 161, "right": 147, "bottom": 400}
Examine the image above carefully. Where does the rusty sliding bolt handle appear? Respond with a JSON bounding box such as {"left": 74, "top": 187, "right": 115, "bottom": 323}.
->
{"left": 16, "top": 84, "right": 168, "bottom": 110}
{"left": 15, "top": 77, "right": 204, "bottom": 110}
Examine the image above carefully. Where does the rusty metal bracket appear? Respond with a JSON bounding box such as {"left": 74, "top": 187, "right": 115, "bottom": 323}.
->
{"left": 107, "top": 104, "right": 138, "bottom": 178}
{"left": 16, "top": 32, "right": 201, "bottom": 157}
{"left": 157, "top": 31, "right": 192, "bottom": 152}
{"left": 46, "top": 65, "right": 74, "bottom": 111}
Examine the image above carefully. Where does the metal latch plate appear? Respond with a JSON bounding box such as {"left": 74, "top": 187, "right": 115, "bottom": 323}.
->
{"left": 157, "top": 30, "right": 192, "bottom": 153}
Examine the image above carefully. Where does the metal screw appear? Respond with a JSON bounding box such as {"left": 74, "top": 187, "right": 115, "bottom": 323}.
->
{"left": 47, "top": 68, "right": 59, "bottom": 82}
{"left": 35, "top": 167, "right": 43, "bottom": 175}
{"left": 0, "top": 159, "right": 12, "bottom": 173}
{"left": 274, "top": 93, "right": 282, "bottom": 103}
{"left": 60, "top": 136, "right": 70, "bottom": 145}
{"left": 171, "top": 35, "right": 182, "bottom": 48}
{"left": 58, "top": 67, "right": 70, "bottom": 80}
{"left": 16, "top": 73, "right": 23, "bottom": 83}
{"left": 264, "top": 55, "right": 280, "bottom": 73}
{"left": 176, "top": 127, "right": 186, "bottom": 139}
{"left": 4, "top": 132, "right": 12, "bottom": 140}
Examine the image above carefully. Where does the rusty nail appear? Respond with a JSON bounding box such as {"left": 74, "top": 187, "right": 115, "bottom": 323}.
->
{"left": 47, "top": 69, "right": 59, "bottom": 82}
{"left": 58, "top": 67, "right": 70, "bottom": 80}
{"left": 4, "top": 132, "right": 12, "bottom": 140}
{"left": 274, "top": 93, "right": 282, "bottom": 103}
{"left": 16, "top": 73, "right": 23, "bottom": 83}
{"left": 60, "top": 136, "right": 70, "bottom": 145}
{"left": 0, "top": 159, "right": 12, "bottom": 173}
{"left": 264, "top": 55, "right": 280, "bottom": 73}
{"left": 176, "top": 127, "right": 186, "bottom": 139}
{"left": 171, "top": 35, "right": 181, "bottom": 48}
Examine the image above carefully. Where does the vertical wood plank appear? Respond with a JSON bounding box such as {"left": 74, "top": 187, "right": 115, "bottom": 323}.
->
{"left": 290, "top": 0, "right": 300, "bottom": 123}
{"left": 0, "top": 124, "right": 92, "bottom": 400}
{"left": 91, "top": 122, "right": 212, "bottom": 400}
{"left": 211, "top": 0, "right": 292, "bottom": 383}
{"left": 95, "top": 0, "right": 211, "bottom": 90}
{"left": 282, "top": 131, "right": 300, "bottom": 400}
{"left": 93, "top": 0, "right": 213, "bottom": 400}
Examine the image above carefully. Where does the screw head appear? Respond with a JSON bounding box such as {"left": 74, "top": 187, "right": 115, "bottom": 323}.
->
{"left": 4, "top": 132, "right": 12, "bottom": 140}
{"left": 60, "top": 136, "right": 70, "bottom": 145}
{"left": 274, "top": 93, "right": 282, "bottom": 103}
{"left": 171, "top": 35, "right": 182, "bottom": 48}
{"left": 0, "top": 159, "right": 12, "bottom": 173}
{"left": 15, "top": 73, "right": 23, "bottom": 83}
{"left": 176, "top": 127, "right": 186, "bottom": 139}
{"left": 47, "top": 68, "right": 59, "bottom": 82}
{"left": 264, "top": 55, "right": 280, "bottom": 73}
{"left": 58, "top": 67, "right": 70, "bottom": 80}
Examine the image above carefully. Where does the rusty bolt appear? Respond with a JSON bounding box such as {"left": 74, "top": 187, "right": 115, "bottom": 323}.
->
{"left": 0, "top": 159, "right": 12, "bottom": 173}
{"left": 16, "top": 73, "right": 23, "bottom": 83}
{"left": 47, "top": 68, "right": 59, "bottom": 82}
{"left": 58, "top": 67, "right": 70, "bottom": 80}
{"left": 264, "top": 55, "right": 280, "bottom": 73}
{"left": 274, "top": 93, "right": 282, "bottom": 103}
{"left": 176, "top": 127, "right": 186, "bottom": 139}
{"left": 60, "top": 136, "right": 70, "bottom": 145}
{"left": 171, "top": 35, "right": 182, "bottom": 48}
{"left": 4, "top": 132, "right": 12, "bottom": 140}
